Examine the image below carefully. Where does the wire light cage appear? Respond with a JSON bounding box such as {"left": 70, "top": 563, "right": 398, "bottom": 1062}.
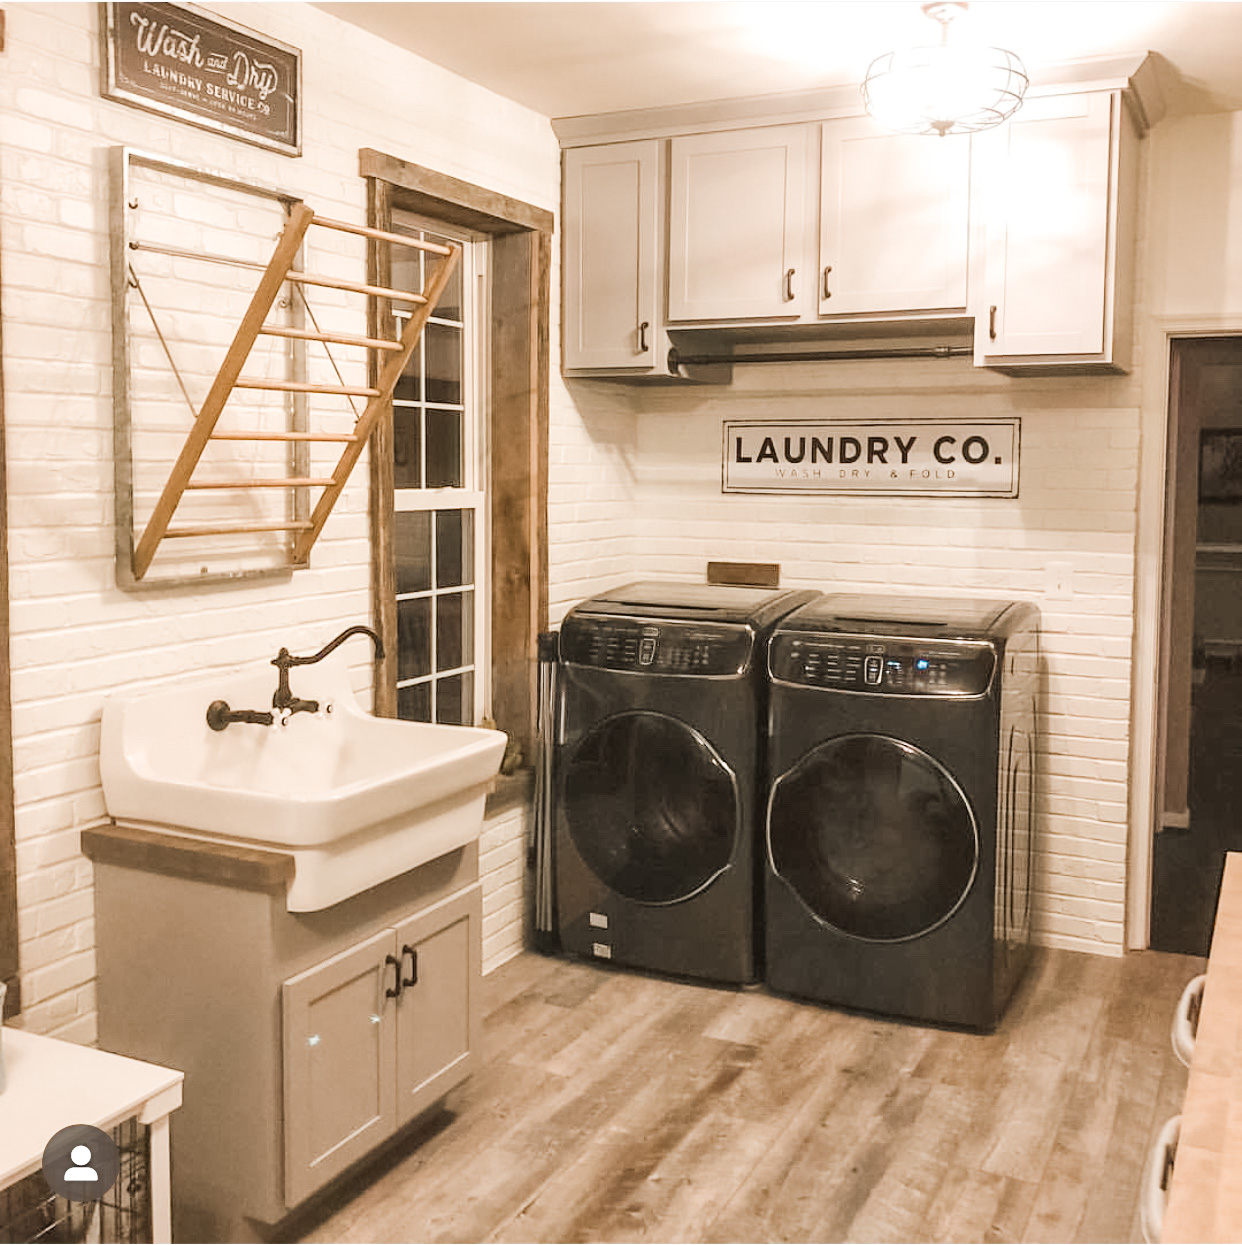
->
{"left": 861, "top": 2, "right": 1028, "bottom": 137}
{"left": 0, "top": 1119, "right": 151, "bottom": 1244}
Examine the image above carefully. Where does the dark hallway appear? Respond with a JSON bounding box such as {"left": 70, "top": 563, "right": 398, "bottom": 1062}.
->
{"left": 1151, "top": 661, "right": 1242, "bottom": 955}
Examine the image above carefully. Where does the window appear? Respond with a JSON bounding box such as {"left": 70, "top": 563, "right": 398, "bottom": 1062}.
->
{"left": 389, "top": 213, "right": 487, "bottom": 726}
{"left": 363, "top": 149, "right": 551, "bottom": 764}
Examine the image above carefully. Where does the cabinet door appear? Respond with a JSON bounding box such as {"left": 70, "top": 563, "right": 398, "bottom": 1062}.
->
{"left": 392, "top": 883, "right": 481, "bottom": 1127}
{"left": 819, "top": 118, "right": 969, "bottom": 316}
{"left": 976, "top": 92, "right": 1116, "bottom": 361}
{"left": 668, "top": 125, "right": 812, "bottom": 321}
{"left": 282, "top": 928, "right": 397, "bottom": 1207}
{"left": 563, "top": 141, "right": 661, "bottom": 370}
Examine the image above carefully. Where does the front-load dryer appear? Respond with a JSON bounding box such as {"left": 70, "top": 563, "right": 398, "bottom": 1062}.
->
{"left": 554, "top": 581, "right": 817, "bottom": 984}
{"left": 764, "top": 593, "right": 1039, "bottom": 1028}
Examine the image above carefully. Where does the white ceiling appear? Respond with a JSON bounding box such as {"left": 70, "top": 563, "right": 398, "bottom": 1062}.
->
{"left": 315, "top": 0, "right": 1242, "bottom": 119}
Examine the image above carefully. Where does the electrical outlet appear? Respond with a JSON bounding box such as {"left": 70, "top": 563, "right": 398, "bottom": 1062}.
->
{"left": 1045, "top": 561, "right": 1074, "bottom": 600}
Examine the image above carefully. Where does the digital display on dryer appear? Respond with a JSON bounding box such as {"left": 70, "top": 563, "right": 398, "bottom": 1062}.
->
{"left": 770, "top": 636, "right": 996, "bottom": 695}
{"left": 560, "top": 618, "right": 754, "bottom": 675}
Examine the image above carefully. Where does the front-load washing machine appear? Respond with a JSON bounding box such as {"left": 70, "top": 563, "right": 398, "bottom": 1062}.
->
{"left": 554, "top": 581, "right": 817, "bottom": 984}
{"left": 764, "top": 593, "right": 1039, "bottom": 1028}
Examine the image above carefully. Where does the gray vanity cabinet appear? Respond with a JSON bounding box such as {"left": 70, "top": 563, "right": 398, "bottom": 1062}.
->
{"left": 85, "top": 824, "right": 482, "bottom": 1244}
{"left": 282, "top": 886, "right": 480, "bottom": 1208}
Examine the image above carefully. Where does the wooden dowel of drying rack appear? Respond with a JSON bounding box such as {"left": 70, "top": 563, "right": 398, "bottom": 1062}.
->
{"left": 259, "top": 325, "right": 402, "bottom": 351}
{"left": 284, "top": 270, "right": 426, "bottom": 304}
{"left": 164, "top": 521, "right": 314, "bottom": 538}
{"left": 311, "top": 215, "right": 453, "bottom": 255}
{"left": 210, "top": 430, "right": 359, "bottom": 442}
{"left": 184, "top": 478, "right": 336, "bottom": 489}
{"left": 233, "top": 378, "right": 381, "bottom": 397}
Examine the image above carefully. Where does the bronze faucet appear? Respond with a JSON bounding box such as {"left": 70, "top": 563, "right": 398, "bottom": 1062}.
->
{"left": 206, "top": 625, "right": 385, "bottom": 731}
{"left": 272, "top": 625, "right": 385, "bottom": 717}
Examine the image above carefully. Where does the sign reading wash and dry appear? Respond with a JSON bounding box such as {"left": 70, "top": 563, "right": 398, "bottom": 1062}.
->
{"left": 101, "top": 2, "right": 301, "bottom": 155}
{"left": 723, "top": 420, "right": 1021, "bottom": 497}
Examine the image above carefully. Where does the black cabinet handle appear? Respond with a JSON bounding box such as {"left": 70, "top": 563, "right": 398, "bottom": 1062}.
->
{"left": 638, "top": 320, "right": 649, "bottom": 353}
{"left": 823, "top": 266, "right": 832, "bottom": 300}
{"left": 989, "top": 304, "right": 998, "bottom": 340}
{"left": 401, "top": 944, "right": 419, "bottom": 989}
{"left": 784, "top": 267, "right": 796, "bottom": 302}
{"left": 384, "top": 953, "right": 402, "bottom": 999}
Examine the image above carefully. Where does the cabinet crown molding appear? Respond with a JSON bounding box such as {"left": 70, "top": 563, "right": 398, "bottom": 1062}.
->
{"left": 553, "top": 51, "right": 1160, "bottom": 146}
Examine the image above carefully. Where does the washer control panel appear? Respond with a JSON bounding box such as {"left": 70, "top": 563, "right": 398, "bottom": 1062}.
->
{"left": 561, "top": 617, "right": 754, "bottom": 676}
{"left": 770, "top": 635, "right": 996, "bottom": 695}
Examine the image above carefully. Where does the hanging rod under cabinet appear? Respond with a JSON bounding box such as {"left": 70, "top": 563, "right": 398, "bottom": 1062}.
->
{"left": 667, "top": 343, "right": 973, "bottom": 372}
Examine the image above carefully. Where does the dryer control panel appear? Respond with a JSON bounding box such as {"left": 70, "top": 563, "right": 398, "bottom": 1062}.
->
{"left": 770, "top": 635, "right": 996, "bottom": 695}
{"left": 560, "top": 617, "right": 754, "bottom": 676}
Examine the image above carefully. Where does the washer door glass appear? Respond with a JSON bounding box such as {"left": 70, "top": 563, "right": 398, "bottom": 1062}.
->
{"left": 563, "top": 711, "right": 738, "bottom": 905}
{"left": 768, "top": 733, "right": 978, "bottom": 941}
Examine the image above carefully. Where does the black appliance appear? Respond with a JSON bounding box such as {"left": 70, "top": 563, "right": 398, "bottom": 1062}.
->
{"left": 764, "top": 593, "right": 1039, "bottom": 1028}
{"left": 554, "top": 580, "right": 817, "bottom": 984}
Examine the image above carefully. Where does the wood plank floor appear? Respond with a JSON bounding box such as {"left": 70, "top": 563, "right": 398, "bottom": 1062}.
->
{"left": 295, "top": 946, "right": 1203, "bottom": 1244}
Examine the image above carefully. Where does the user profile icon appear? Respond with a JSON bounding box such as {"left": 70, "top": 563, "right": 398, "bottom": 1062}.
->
{"left": 41, "top": 1124, "right": 119, "bottom": 1201}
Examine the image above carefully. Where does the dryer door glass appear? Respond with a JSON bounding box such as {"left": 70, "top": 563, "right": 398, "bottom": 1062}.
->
{"left": 768, "top": 733, "right": 978, "bottom": 941}
{"left": 563, "top": 711, "right": 738, "bottom": 905}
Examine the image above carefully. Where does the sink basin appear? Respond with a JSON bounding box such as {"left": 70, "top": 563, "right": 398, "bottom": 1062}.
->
{"left": 99, "top": 656, "right": 507, "bottom": 911}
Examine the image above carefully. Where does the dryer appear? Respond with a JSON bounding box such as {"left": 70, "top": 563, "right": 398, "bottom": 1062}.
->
{"left": 555, "top": 581, "right": 817, "bottom": 984}
{"left": 764, "top": 594, "right": 1039, "bottom": 1029}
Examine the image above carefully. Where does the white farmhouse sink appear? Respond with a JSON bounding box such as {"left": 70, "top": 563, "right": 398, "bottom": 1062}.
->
{"left": 99, "top": 656, "right": 507, "bottom": 911}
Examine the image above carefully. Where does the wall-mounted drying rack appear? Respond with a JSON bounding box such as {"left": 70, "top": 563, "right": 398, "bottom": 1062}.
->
{"left": 111, "top": 148, "right": 459, "bottom": 587}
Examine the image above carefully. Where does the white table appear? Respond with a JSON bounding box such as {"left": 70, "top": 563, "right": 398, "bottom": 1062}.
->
{"left": 0, "top": 1028, "right": 183, "bottom": 1243}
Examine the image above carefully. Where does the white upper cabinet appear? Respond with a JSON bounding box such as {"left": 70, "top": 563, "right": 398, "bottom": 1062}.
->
{"left": 562, "top": 140, "right": 662, "bottom": 372}
{"left": 667, "top": 125, "right": 814, "bottom": 322}
{"left": 974, "top": 90, "right": 1136, "bottom": 370}
{"left": 818, "top": 118, "right": 970, "bottom": 316}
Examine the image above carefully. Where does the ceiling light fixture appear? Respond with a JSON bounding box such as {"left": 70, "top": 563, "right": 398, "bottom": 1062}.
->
{"left": 861, "top": 2, "right": 1028, "bottom": 137}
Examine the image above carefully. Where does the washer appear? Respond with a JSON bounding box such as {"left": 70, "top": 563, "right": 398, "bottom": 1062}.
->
{"left": 764, "top": 594, "right": 1039, "bottom": 1029}
{"left": 554, "top": 581, "right": 817, "bottom": 984}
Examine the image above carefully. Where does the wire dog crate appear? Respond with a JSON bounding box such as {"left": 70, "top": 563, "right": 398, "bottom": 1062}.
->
{"left": 0, "top": 1119, "right": 151, "bottom": 1245}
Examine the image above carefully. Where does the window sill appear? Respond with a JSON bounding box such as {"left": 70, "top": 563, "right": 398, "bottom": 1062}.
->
{"left": 486, "top": 767, "right": 534, "bottom": 819}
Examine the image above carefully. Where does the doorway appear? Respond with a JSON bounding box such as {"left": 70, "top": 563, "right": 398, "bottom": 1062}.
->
{"left": 1152, "top": 336, "right": 1242, "bottom": 954}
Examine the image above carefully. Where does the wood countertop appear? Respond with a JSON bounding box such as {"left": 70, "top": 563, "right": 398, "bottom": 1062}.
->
{"left": 1163, "top": 850, "right": 1242, "bottom": 1241}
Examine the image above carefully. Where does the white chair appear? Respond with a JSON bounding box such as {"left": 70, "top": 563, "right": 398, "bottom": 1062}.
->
{"left": 1141, "top": 1113, "right": 1182, "bottom": 1244}
{"left": 1172, "top": 973, "right": 1207, "bottom": 1067}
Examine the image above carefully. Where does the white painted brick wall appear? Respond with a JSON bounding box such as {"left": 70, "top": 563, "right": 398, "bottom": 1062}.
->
{"left": 3, "top": 2, "right": 559, "bottom": 1037}
{"left": 552, "top": 358, "right": 1144, "bottom": 955}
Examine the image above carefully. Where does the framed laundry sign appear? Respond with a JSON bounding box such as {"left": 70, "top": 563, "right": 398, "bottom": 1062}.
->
{"left": 722, "top": 419, "right": 1020, "bottom": 497}
{"left": 101, "top": 2, "right": 302, "bottom": 156}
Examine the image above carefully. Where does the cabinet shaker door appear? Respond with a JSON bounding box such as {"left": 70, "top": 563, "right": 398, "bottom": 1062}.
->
{"left": 282, "top": 928, "right": 397, "bottom": 1207}
{"left": 393, "top": 882, "right": 482, "bottom": 1127}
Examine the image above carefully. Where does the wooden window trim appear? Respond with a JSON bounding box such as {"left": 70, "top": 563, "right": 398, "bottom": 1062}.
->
{"left": 362, "top": 150, "right": 551, "bottom": 771}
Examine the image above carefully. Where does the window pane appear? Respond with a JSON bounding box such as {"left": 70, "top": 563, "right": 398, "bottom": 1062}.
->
{"left": 435, "top": 509, "right": 473, "bottom": 588}
{"left": 426, "top": 408, "right": 463, "bottom": 488}
{"left": 398, "top": 681, "right": 431, "bottom": 723}
{"left": 393, "top": 408, "right": 422, "bottom": 490}
{"left": 390, "top": 249, "right": 421, "bottom": 301}
{"left": 436, "top": 672, "right": 473, "bottom": 726}
{"left": 426, "top": 233, "right": 462, "bottom": 321}
{"left": 436, "top": 589, "right": 474, "bottom": 671}
{"left": 395, "top": 510, "right": 431, "bottom": 594}
{"left": 393, "top": 372, "right": 421, "bottom": 405}
{"left": 424, "top": 322, "right": 462, "bottom": 405}
{"left": 397, "top": 597, "right": 432, "bottom": 681}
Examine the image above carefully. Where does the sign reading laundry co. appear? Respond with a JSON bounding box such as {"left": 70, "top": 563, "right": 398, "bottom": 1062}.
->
{"left": 102, "top": 2, "right": 302, "bottom": 156}
{"left": 722, "top": 419, "right": 1020, "bottom": 497}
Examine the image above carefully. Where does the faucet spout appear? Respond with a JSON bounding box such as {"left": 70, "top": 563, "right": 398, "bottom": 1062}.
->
{"left": 272, "top": 625, "right": 385, "bottom": 714}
